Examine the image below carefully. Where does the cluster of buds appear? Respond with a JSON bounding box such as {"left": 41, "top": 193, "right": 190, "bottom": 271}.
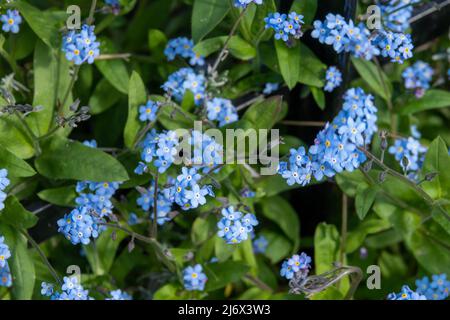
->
{"left": 56, "top": 99, "right": 91, "bottom": 128}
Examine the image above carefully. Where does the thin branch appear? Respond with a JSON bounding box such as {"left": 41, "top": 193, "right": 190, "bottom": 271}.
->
{"left": 22, "top": 231, "right": 62, "bottom": 285}
{"left": 280, "top": 120, "right": 326, "bottom": 127}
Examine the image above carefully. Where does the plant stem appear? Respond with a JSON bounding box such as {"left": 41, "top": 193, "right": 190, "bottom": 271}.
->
{"left": 359, "top": 147, "right": 450, "bottom": 221}
{"left": 280, "top": 120, "right": 326, "bottom": 127}
{"left": 210, "top": 7, "right": 248, "bottom": 75}
{"left": 339, "top": 194, "right": 348, "bottom": 264}
{"left": 87, "top": 0, "right": 98, "bottom": 25}
{"left": 14, "top": 111, "right": 41, "bottom": 155}
{"left": 22, "top": 231, "right": 62, "bottom": 285}
{"left": 236, "top": 95, "right": 264, "bottom": 112}
{"left": 151, "top": 173, "right": 159, "bottom": 238}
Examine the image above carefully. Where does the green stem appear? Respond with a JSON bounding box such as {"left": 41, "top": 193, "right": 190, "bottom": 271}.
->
{"left": 22, "top": 231, "right": 62, "bottom": 285}
{"left": 210, "top": 7, "right": 248, "bottom": 75}
{"left": 14, "top": 111, "right": 41, "bottom": 155}
{"left": 339, "top": 194, "right": 348, "bottom": 265}
{"left": 151, "top": 173, "right": 159, "bottom": 238}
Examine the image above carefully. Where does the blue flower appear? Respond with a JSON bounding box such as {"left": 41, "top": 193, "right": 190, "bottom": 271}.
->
{"left": 388, "top": 131, "right": 427, "bottom": 178}
{"left": 57, "top": 207, "right": 102, "bottom": 245}
{"left": 62, "top": 25, "right": 100, "bottom": 65}
{"left": 380, "top": 0, "right": 419, "bottom": 33}
{"left": 265, "top": 12, "right": 304, "bottom": 42}
{"left": 41, "top": 282, "right": 54, "bottom": 297}
{"left": 415, "top": 274, "right": 449, "bottom": 300}
{"left": 162, "top": 68, "right": 206, "bottom": 106}
{"left": 234, "top": 0, "right": 263, "bottom": 8}
{"left": 253, "top": 236, "right": 268, "bottom": 254}
{"left": 324, "top": 66, "right": 342, "bottom": 92}
{"left": 1, "top": 10, "right": 22, "bottom": 34}
{"left": 139, "top": 100, "right": 160, "bottom": 122}
{"left": 312, "top": 13, "right": 412, "bottom": 63}
{"left": 263, "top": 82, "right": 279, "bottom": 95}
{"left": 0, "top": 169, "right": 10, "bottom": 211}
{"left": 402, "top": 61, "right": 434, "bottom": 98}
{"left": 280, "top": 260, "right": 294, "bottom": 280}
{"left": 388, "top": 285, "right": 427, "bottom": 300}
{"left": 0, "top": 236, "right": 11, "bottom": 268}
{"left": 0, "top": 263, "right": 12, "bottom": 288}
{"left": 217, "top": 206, "right": 258, "bottom": 244}
{"left": 183, "top": 264, "right": 207, "bottom": 291}
{"left": 107, "top": 289, "right": 132, "bottom": 300}
{"left": 164, "top": 37, "right": 205, "bottom": 66}
{"left": 206, "top": 98, "right": 238, "bottom": 127}
{"left": 280, "top": 252, "right": 312, "bottom": 280}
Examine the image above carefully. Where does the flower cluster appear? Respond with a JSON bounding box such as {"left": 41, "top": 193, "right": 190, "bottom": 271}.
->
{"left": 234, "top": 0, "right": 263, "bottom": 8}
{"left": 279, "top": 87, "right": 378, "bottom": 186}
{"left": 0, "top": 168, "right": 10, "bottom": 211}
{"left": 107, "top": 289, "right": 133, "bottom": 300}
{"left": 137, "top": 182, "right": 174, "bottom": 225}
{"left": 253, "top": 235, "right": 268, "bottom": 254}
{"left": 402, "top": 61, "right": 434, "bottom": 98}
{"left": 164, "top": 37, "right": 205, "bottom": 66}
{"left": 166, "top": 167, "right": 215, "bottom": 211}
{"left": 263, "top": 83, "right": 279, "bottom": 95}
{"left": 217, "top": 206, "right": 258, "bottom": 244}
{"left": 206, "top": 98, "right": 238, "bottom": 127}
{"left": 280, "top": 252, "right": 312, "bottom": 280}
{"left": 1, "top": 9, "right": 22, "bottom": 34}
{"left": 311, "top": 14, "right": 413, "bottom": 63}
{"left": 416, "top": 274, "right": 449, "bottom": 300}
{"left": 387, "top": 285, "right": 427, "bottom": 300}
{"left": 0, "top": 235, "right": 12, "bottom": 288}
{"left": 162, "top": 68, "right": 206, "bottom": 106}
{"left": 136, "top": 129, "right": 223, "bottom": 175}
{"left": 264, "top": 12, "right": 305, "bottom": 42}
{"left": 380, "top": 0, "right": 419, "bottom": 33}
{"left": 324, "top": 66, "right": 342, "bottom": 92}
{"left": 183, "top": 264, "right": 208, "bottom": 291}
{"left": 139, "top": 100, "right": 160, "bottom": 122}
{"left": 75, "top": 181, "right": 120, "bottom": 218}
{"left": 57, "top": 206, "right": 102, "bottom": 245}
{"left": 42, "top": 277, "right": 91, "bottom": 300}
{"left": 388, "top": 127, "right": 427, "bottom": 179}
{"left": 62, "top": 24, "right": 100, "bottom": 65}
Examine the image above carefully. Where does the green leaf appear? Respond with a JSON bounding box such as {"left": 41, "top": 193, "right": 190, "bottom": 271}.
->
{"left": 242, "top": 96, "right": 282, "bottom": 130}
{"left": 83, "top": 229, "right": 127, "bottom": 275}
{"left": 355, "top": 185, "right": 379, "bottom": 220}
{"left": 215, "top": 236, "right": 236, "bottom": 261}
{"left": 351, "top": 57, "right": 392, "bottom": 101}
{"left": 194, "top": 36, "right": 256, "bottom": 60}
{"left": 0, "top": 225, "right": 35, "bottom": 300}
{"left": 422, "top": 137, "right": 450, "bottom": 200}
{"left": 37, "top": 186, "right": 77, "bottom": 207}
{"left": 148, "top": 29, "right": 168, "bottom": 61}
{"left": 346, "top": 218, "right": 391, "bottom": 253}
{"left": 35, "top": 135, "right": 129, "bottom": 182}
{"left": 399, "top": 89, "right": 450, "bottom": 115}
{"left": 314, "top": 223, "right": 340, "bottom": 274}
{"left": 12, "top": 1, "right": 61, "bottom": 48}
{"left": 298, "top": 43, "right": 326, "bottom": 87}
{"left": 0, "top": 143, "right": 36, "bottom": 177}
{"left": 311, "top": 86, "right": 325, "bottom": 110}
{"left": 191, "top": 216, "right": 215, "bottom": 245}
{"left": 0, "top": 115, "right": 35, "bottom": 159}
{"left": 204, "top": 261, "right": 249, "bottom": 291}
{"left": 290, "top": 0, "right": 318, "bottom": 25}
{"left": 0, "top": 196, "right": 38, "bottom": 229}
{"left": 260, "top": 196, "right": 300, "bottom": 251}
{"left": 89, "top": 79, "right": 122, "bottom": 115}
{"left": 260, "top": 231, "right": 292, "bottom": 263}
{"left": 275, "top": 40, "right": 301, "bottom": 89}
{"left": 124, "top": 71, "right": 148, "bottom": 148}
{"left": 192, "top": 0, "right": 230, "bottom": 43}
{"left": 28, "top": 41, "right": 72, "bottom": 136}
{"left": 95, "top": 39, "right": 130, "bottom": 94}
